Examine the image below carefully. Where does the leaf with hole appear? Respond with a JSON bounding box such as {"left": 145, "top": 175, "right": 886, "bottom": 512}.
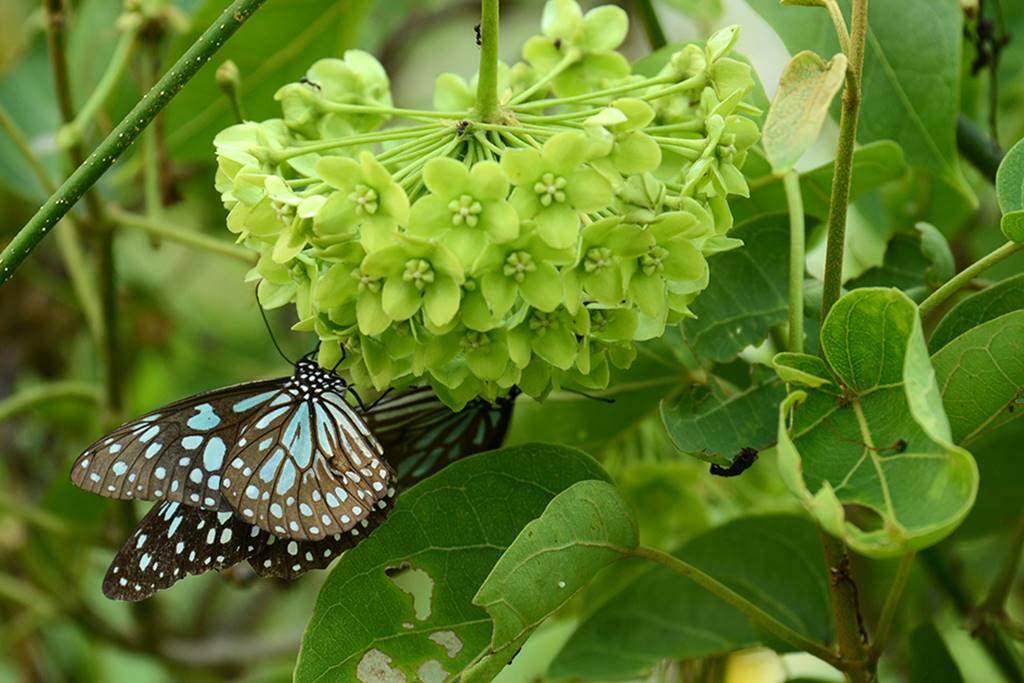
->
{"left": 776, "top": 288, "right": 978, "bottom": 557}
{"left": 294, "top": 443, "right": 609, "bottom": 682}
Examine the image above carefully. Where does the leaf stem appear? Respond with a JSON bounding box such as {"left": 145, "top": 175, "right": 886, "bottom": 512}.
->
{"left": 58, "top": 25, "right": 139, "bottom": 149}
{"left": 0, "top": 380, "right": 101, "bottom": 421}
{"left": 784, "top": 171, "right": 805, "bottom": 353}
{"left": 867, "top": 552, "right": 914, "bottom": 659}
{"left": 632, "top": 0, "right": 667, "bottom": 50}
{"left": 822, "top": 0, "right": 851, "bottom": 56}
{"left": 476, "top": 0, "right": 501, "bottom": 121}
{"left": 274, "top": 124, "right": 442, "bottom": 161}
{"left": 918, "top": 240, "right": 1023, "bottom": 317}
{"left": 109, "top": 207, "right": 257, "bottom": 264}
{"left": 629, "top": 545, "right": 844, "bottom": 668}
{"left": 0, "top": 0, "right": 269, "bottom": 288}
{"left": 820, "top": 0, "right": 869, "bottom": 318}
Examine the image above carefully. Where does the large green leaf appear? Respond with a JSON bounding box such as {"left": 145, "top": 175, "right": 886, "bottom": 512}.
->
{"left": 473, "top": 480, "right": 638, "bottom": 652}
{"left": 737, "top": 141, "right": 907, "bottom": 223}
{"left": 929, "top": 274, "right": 1024, "bottom": 353}
{"left": 294, "top": 443, "right": 609, "bottom": 682}
{"left": 776, "top": 288, "right": 978, "bottom": 557}
{"left": 933, "top": 311, "right": 1024, "bottom": 445}
{"left": 548, "top": 515, "right": 833, "bottom": 681}
{"left": 762, "top": 50, "right": 848, "bottom": 173}
{"left": 661, "top": 366, "right": 786, "bottom": 466}
{"left": 682, "top": 215, "right": 788, "bottom": 362}
{"left": 745, "top": 0, "right": 969, "bottom": 198}
{"left": 163, "top": 0, "right": 373, "bottom": 162}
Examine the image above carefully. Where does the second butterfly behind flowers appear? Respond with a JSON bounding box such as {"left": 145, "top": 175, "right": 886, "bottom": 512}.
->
{"left": 214, "top": 0, "right": 761, "bottom": 409}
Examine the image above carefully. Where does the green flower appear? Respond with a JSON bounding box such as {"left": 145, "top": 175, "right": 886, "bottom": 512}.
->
{"left": 316, "top": 151, "right": 410, "bottom": 251}
{"left": 522, "top": 0, "right": 631, "bottom": 97}
{"left": 502, "top": 132, "right": 613, "bottom": 249}
{"left": 408, "top": 158, "right": 519, "bottom": 267}
{"left": 474, "top": 223, "right": 575, "bottom": 317}
{"left": 361, "top": 235, "right": 464, "bottom": 327}
{"left": 433, "top": 63, "right": 515, "bottom": 111}
{"left": 626, "top": 212, "right": 708, "bottom": 317}
{"left": 562, "top": 217, "right": 652, "bottom": 312}
{"left": 424, "top": 327, "right": 510, "bottom": 382}
{"left": 585, "top": 98, "right": 662, "bottom": 175}
{"left": 587, "top": 306, "right": 638, "bottom": 343}
{"left": 460, "top": 278, "right": 500, "bottom": 331}
{"left": 508, "top": 306, "right": 588, "bottom": 370}
{"left": 275, "top": 50, "right": 392, "bottom": 136}
{"left": 266, "top": 176, "right": 329, "bottom": 263}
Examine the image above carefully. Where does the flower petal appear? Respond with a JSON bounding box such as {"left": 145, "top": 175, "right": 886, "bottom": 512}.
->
{"left": 382, "top": 277, "right": 422, "bottom": 321}
{"left": 423, "top": 276, "right": 462, "bottom": 326}
{"left": 520, "top": 263, "right": 563, "bottom": 312}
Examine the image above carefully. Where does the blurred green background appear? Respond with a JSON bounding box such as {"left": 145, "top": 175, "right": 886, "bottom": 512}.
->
{"left": 2, "top": 0, "right": 1023, "bottom": 681}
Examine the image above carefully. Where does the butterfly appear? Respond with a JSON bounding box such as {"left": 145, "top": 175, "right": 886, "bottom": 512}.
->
{"left": 72, "top": 355, "right": 392, "bottom": 542}
{"left": 84, "top": 381, "right": 516, "bottom": 600}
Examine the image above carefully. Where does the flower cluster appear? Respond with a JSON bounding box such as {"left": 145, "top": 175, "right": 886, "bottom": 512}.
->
{"left": 213, "top": 0, "right": 760, "bottom": 408}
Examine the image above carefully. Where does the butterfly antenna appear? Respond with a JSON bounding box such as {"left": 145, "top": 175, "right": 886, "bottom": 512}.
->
{"left": 255, "top": 286, "right": 294, "bottom": 366}
{"left": 562, "top": 387, "right": 615, "bottom": 404}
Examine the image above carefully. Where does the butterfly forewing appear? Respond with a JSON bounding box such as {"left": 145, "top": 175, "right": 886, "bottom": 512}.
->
{"left": 72, "top": 380, "right": 286, "bottom": 510}
{"left": 219, "top": 363, "right": 392, "bottom": 541}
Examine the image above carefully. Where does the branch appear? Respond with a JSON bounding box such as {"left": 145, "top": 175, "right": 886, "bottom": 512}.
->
{"left": 957, "top": 114, "right": 1004, "bottom": 183}
{"left": 632, "top": 0, "right": 667, "bottom": 51}
{"left": 109, "top": 206, "right": 257, "bottom": 264}
{"left": 919, "top": 240, "right": 1024, "bottom": 317}
{"left": 0, "top": 0, "right": 269, "bottom": 288}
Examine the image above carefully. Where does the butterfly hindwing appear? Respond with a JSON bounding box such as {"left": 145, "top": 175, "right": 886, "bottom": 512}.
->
{"left": 104, "top": 495, "right": 393, "bottom": 601}
{"left": 72, "top": 380, "right": 286, "bottom": 510}
{"left": 366, "top": 388, "right": 516, "bottom": 488}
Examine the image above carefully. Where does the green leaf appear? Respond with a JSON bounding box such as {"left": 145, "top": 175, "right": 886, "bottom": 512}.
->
{"left": 909, "top": 624, "right": 965, "bottom": 683}
{"left": 1002, "top": 211, "right": 1024, "bottom": 243}
{"left": 777, "top": 288, "right": 979, "bottom": 557}
{"left": 930, "top": 274, "right": 1024, "bottom": 353}
{"left": 682, "top": 215, "right": 788, "bottom": 362}
{"left": 739, "top": 141, "right": 907, "bottom": 223}
{"left": 847, "top": 222, "right": 954, "bottom": 295}
{"left": 932, "top": 311, "right": 1024, "bottom": 445}
{"left": 473, "top": 480, "right": 638, "bottom": 652}
{"left": 958, "top": 421, "right": 1024, "bottom": 538}
{"left": 164, "top": 0, "right": 373, "bottom": 161}
{"left": 661, "top": 367, "right": 786, "bottom": 465}
{"left": 996, "top": 138, "right": 1024, "bottom": 215}
{"left": 294, "top": 443, "right": 610, "bottom": 682}
{"left": 548, "top": 515, "right": 833, "bottom": 681}
{"left": 745, "top": 0, "right": 971, "bottom": 199}
{"left": 763, "top": 51, "right": 848, "bottom": 173}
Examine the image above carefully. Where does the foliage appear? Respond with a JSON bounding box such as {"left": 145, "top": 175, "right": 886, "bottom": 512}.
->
{"left": 2, "top": 0, "right": 1024, "bottom": 681}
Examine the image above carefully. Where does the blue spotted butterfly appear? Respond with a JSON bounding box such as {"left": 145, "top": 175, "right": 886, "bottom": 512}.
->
{"left": 76, "top": 371, "right": 515, "bottom": 600}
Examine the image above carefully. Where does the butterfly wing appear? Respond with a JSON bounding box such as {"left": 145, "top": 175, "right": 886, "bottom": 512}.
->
{"left": 220, "top": 378, "right": 393, "bottom": 541}
{"left": 72, "top": 380, "right": 288, "bottom": 510}
{"left": 104, "top": 496, "right": 392, "bottom": 601}
{"left": 365, "top": 388, "right": 515, "bottom": 488}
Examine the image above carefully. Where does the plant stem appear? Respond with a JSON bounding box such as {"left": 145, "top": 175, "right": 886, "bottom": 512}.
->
{"left": 96, "top": 229, "right": 121, "bottom": 419}
{"left": 0, "top": 0, "right": 269, "bottom": 288}
{"left": 957, "top": 114, "right": 1003, "bottom": 183}
{"left": 0, "top": 106, "right": 54, "bottom": 196}
{"left": 476, "top": 0, "right": 501, "bottom": 121}
{"left": 820, "top": 0, "right": 869, "bottom": 318}
{"left": 919, "top": 240, "right": 1023, "bottom": 317}
{"left": 819, "top": 531, "right": 872, "bottom": 682}
{"left": 868, "top": 553, "right": 914, "bottom": 659}
{"left": 58, "top": 26, "right": 139, "bottom": 149}
{"left": 822, "top": 0, "right": 851, "bottom": 56}
{"left": 630, "top": 545, "right": 844, "bottom": 668}
{"left": 109, "top": 207, "right": 257, "bottom": 264}
{"left": 632, "top": 0, "right": 667, "bottom": 50}
{"left": 0, "top": 381, "right": 101, "bottom": 421}
{"left": 783, "top": 170, "right": 805, "bottom": 353}
{"left": 142, "top": 48, "right": 162, "bottom": 218}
